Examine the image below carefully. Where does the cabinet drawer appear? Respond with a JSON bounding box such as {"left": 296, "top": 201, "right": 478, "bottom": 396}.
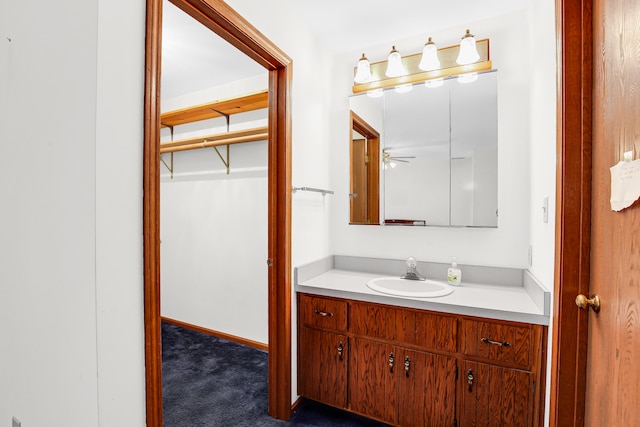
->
{"left": 460, "top": 318, "right": 536, "bottom": 369}
{"left": 299, "top": 294, "right": 347, "bottom": 331}
{"left": 412, "top": 311, "right": 457, "bottom": 352}
{"left": 350, "top": 301, "right": 414, "bottom": 343}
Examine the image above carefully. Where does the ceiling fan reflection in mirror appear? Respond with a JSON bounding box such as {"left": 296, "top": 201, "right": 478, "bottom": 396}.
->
{"left": 383, "top": 149, "right": 415, "bottom": 169}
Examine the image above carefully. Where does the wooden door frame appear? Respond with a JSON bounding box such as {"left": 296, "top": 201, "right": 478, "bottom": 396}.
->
{"left": 550, "top": 0, "right": 592, "bottom": 425}
{"left": 143, "top": 0, "right": 293, "bottom": 425}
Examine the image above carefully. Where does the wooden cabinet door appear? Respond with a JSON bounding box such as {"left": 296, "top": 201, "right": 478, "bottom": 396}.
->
{"left": 298, "top": 327, "right": 348, "bottom": 408}
{"left": 460, "top": 360, "right": 533, "bottom": 427}
{"left": 350, "top": 338, "right": 399, "bottom": 424}
{"left": 399, "top": 349, "right": 457, "bottom": 427}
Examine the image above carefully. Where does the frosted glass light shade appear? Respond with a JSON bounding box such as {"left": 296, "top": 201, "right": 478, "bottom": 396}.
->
{"left": 385, "top": 46, "right": 407, "bottom": 78}
{"left": 394, "top": 84, "right": 413, "bottom": 93}
{"left": 424, "top": 78, "right": 444, "bottom": 88}
{"left": 354, "top": 53, "right": 372, "bottom": 84}
{"left": 458, "top": 72, "right": 478, "bottom": 84}
{"left": 366, "top": 89, "right": 384, "bottom": 98}
{"left": 456, "top": 29, "right": 480, "bottom": 65}
{"left": 418, "top": 37, "right": 440, "bottom": 71}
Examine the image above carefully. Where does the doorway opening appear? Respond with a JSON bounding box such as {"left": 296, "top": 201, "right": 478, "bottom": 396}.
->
{"left": 143, "top": 0, "right": 292, "bottom": 424}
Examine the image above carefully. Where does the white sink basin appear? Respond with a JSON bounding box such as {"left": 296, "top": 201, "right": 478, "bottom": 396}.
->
{"left": 366, "top": 276, "right": 454, "bottom": 298}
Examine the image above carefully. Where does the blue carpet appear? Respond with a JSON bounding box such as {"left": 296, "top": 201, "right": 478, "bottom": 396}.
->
{"left": 162, "top": 322, "right": 389, "bottom": 426}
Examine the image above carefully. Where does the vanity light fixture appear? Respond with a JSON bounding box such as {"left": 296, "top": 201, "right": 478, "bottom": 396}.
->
{"left": 354, "top": 53, "right": 372, "bottom": 84}
{"left": 418, "top": 37, "right": 440, "bottom": 71}
{"left": 352, "top": 35, "right": 491, "bottom": 94}
{"left": 456, "top": 29, "right": 480, "bottom": 65}
{"left": 385, "top": 46, "right": 407, "bottom": 78}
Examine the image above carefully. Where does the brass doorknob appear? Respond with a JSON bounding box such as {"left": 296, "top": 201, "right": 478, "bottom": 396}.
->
{"left": 575, "top": 294, "right": 600, "bottom": 313}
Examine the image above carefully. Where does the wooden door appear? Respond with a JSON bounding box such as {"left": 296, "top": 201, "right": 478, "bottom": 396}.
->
{"left": 297, "top": 328, "right": 348, "bottom": 408}
{"left": 585, "top": 0, "right": 640, "bottom": 424}
{"left": 350, "top": 338, "right": 398, "bottom": 424}
{"left": 552, "top": 0, "right": 640, "bottom": 425}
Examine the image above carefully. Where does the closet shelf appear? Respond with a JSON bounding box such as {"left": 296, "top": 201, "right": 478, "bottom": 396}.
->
{"left": 160, "top": 126, "right": 268, "bottom": 154}
{"left": 160, "top": 89, "right": 268, "bottom": 127}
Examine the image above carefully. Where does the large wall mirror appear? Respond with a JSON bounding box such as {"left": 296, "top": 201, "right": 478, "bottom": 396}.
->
{"left": 349, "top": 70, "right": 498, "bottom": 227}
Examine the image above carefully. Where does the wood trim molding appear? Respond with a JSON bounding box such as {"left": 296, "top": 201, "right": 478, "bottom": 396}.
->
{"left": 144, "top": 0, "right": 293, "bottom": 424}
{"left": 549, "top": 0, "right": 593, "bottom": 426}
{"left": 351, "top": 111, "right": 380, "bottom": 139}
{"left": 143, "top": 0, "right": 163, "bottom": 426}
{"left": 266, "top": 63, "right": 293, "bottom": 419}
{"left": 161, "top": 317, "right": 269, "bottom": 352}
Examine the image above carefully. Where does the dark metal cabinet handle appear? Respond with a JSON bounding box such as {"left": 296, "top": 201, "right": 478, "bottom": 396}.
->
{"left": 389, "top": 352, "right": 395, "bottom": 373}
{"left": 337, "top": 342, "right": 344, "bottom": 361}
{"left": 481, "top": 337, "right": 511, "bottom": 347}
{"left": 314, "top": 309, "right": 334, "bottom": 317}
{"left": 467, "top": 369, "right": 474, "bottom": 392}
{"left": 404, "top": 356, "right": 411, "bottom": 377}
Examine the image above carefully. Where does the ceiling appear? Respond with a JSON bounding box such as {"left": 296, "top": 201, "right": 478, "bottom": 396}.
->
{"left": 161, "top": 0, "right": 526, "bottom": 99}
{"left": 161, "top": 1, "right": 265, "bottom": 100}
{"left": 283, "top": 0, "right": 526, "bottom": 55}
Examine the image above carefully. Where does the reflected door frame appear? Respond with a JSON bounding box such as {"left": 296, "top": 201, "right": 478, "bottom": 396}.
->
{"left": 350, "top": 111, "right": 380, "bottom": 225}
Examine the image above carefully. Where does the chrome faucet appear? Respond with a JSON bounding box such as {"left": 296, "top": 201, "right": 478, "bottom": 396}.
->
{"left": 402, "top": 257, "right": 426, "bottom": 281}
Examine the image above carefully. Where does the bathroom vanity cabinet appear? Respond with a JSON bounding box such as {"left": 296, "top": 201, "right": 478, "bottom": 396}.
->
{"left": 297, "top": 293, "right": 546, "bottom": 427}
{"left": 297, "top": 295, "right": 348, "bottom": 408}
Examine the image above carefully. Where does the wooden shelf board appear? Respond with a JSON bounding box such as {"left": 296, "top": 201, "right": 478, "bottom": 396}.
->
{"left": 161, "top": 90, "right": 268, "bottom": 127}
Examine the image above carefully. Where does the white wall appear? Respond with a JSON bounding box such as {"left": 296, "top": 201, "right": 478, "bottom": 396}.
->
{"left": 160, "top": 76, "right": 270, "bottom": 343}
{"left": 526, "top": 1, "right": 557, "bottom": 426}
{"left": 224, "top": 0, "right": 336, "bottom": 403}
{"left": 527, "top": 0, "right": 557, "bottom": 288}
{"left": 0, "top": 0, "right": 146, "bottom": 426}
{"left": 330, "top": 10, "right": 532, "bottom": 269}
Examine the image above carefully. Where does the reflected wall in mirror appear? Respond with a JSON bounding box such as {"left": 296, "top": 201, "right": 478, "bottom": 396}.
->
{"left": 349, "top": 70, "right": 498, "bottom": 227}
{"left": 450, "top": 71, "right": 498, "bottom": 227}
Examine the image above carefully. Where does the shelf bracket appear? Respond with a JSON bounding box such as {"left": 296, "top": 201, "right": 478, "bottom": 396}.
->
{"left": 211, "top": 108, "right": 231, "bottom": 175}
{"left": 160, "top": 152, "right": 174, "bottom": 178}
{"left": 160, "top": 124, "right": 175, "bottom": 178}
{"left": 213, "top": 144, "right": 230, "bottom": 175}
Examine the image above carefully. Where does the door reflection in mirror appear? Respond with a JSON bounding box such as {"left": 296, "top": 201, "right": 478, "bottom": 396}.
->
{"left": 349, "top": 111, "right": 380, "bottom": 224}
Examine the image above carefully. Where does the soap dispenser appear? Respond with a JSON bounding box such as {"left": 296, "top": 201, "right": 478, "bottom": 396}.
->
{"left": 447, "top": 259, "right": 462, "bottom": 286}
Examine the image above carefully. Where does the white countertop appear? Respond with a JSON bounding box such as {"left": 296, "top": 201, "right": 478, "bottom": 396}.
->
{"left": 296, "top": 269, "right": 549, "bottom": 325}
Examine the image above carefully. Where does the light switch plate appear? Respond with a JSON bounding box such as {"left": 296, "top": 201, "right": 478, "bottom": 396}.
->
{"left": 542, "top": 197, "right": 549, "bottom": 223}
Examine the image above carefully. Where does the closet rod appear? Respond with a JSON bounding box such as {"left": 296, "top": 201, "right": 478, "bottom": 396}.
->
{"left": 160, "top": 126, "right": 268, "bottom": 154}
{"left": 292, "top": 186, "right": 335, "bottom": 195}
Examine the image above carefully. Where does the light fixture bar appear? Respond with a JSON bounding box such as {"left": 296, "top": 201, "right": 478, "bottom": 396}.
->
{"left": 353, "top": 38, "right": 490, "bottom": 94}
